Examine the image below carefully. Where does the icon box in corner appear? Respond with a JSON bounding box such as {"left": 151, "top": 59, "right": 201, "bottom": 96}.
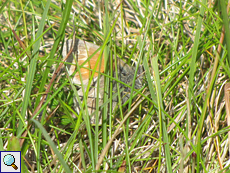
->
{"left": 0, "top": 151, "right": 21, "bottom": 173}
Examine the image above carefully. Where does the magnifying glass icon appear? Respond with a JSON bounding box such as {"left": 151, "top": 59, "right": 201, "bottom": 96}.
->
{"left": 3, "top": 154, "right": 18, "bottom": 170}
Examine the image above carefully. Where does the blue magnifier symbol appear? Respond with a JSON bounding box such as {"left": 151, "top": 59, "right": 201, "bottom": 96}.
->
{"left": 3, "top": 154, "right": 18, "bottom": 170}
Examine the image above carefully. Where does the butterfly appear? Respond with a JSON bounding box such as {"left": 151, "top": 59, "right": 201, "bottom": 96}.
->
{"left": 62, "top": 38, "right": 143, "bottom": 117}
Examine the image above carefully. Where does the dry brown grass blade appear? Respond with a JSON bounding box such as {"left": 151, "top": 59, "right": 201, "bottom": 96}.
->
{"left": 5, "top": 15, "right": 32, "bottom": 59}
{"left": 209, "top": 0, "right": 230, "bottom": 94}
{"left": 224, "top": 83, "right": 230, "bottom": 158}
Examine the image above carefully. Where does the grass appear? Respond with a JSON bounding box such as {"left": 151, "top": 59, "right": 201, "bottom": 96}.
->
{"left": 1, "top": 0, "right": 230, "bottom": 172}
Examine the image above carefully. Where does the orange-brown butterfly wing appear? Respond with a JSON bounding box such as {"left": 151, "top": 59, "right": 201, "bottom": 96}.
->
{"left": 63, "top": 39, "right": 104, "bottom": 85}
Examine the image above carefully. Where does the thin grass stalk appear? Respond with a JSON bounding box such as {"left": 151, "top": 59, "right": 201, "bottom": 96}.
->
{"left": 220, "top": 0, "right": 230, "bottom": 65}
{"left": 186, "top": 0, "right": 206, "bottom": 171}
{"left": 19, "top": 0, "right": 28, "bottom": 46}
{"left": 101, "top": 0, "right": 110, "bottom": 170}
{"left": 32, "top": 119, "right": 72, "bottom": 172}
{"left": 151, "top": 56, "right": 172, "bottom": 172}
{"left": 119, "top": 2, "right": 132, "bottom": 170}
